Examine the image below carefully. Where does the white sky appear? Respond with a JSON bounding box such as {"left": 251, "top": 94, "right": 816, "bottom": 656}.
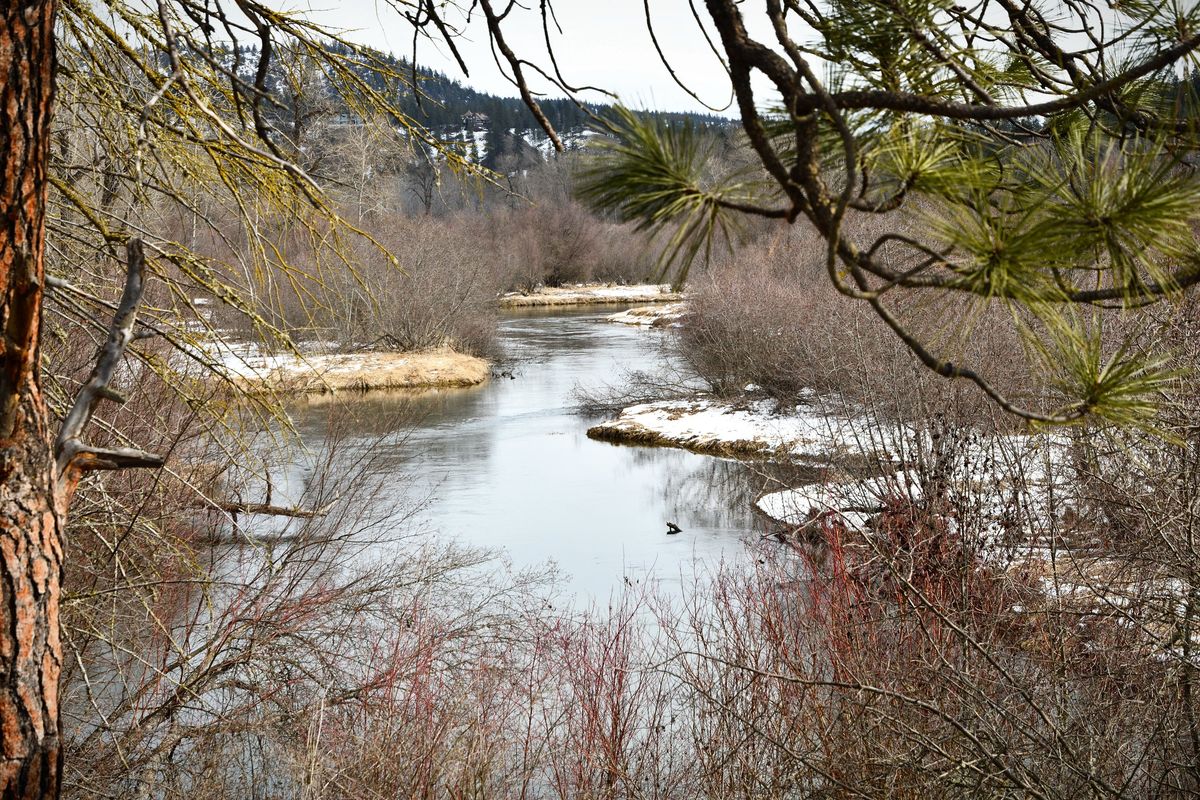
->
{"left": 264, "top": 2, "right": 1153, "bottom": 117}
{"left": 293, "top": 1, "right": 746, "bottom": 114}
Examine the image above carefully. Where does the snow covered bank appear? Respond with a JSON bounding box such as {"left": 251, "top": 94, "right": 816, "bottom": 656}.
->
{"left": 219, "top": 347, "right": 489, "bottom": 394}
{"left": 753, "top": 446, "right": 1187, "bottom": 625}
{"left": 755, "top": 432, "right": 1067, "bottom": 535}
{"left": 587, "top": 398, "right": 907, "bottom": 464}
{"left": 498, "top": 283, "right": 682, "bottom": 308}
{"left": 604, "top": 302, "right": 688, "bottom": 327}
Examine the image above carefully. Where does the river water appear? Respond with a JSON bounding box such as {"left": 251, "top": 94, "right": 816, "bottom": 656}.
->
{"left": 278, "top": 307, "right": 764, "bottom": 601}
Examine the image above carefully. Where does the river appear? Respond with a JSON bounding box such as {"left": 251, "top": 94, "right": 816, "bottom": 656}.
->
{"left": 271, "top": 306, "right": 764, "bottom": 601}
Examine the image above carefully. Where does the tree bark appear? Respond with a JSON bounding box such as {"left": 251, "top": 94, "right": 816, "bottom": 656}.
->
{"left": 0, "top": 2, "right": 63, "bottom": 798}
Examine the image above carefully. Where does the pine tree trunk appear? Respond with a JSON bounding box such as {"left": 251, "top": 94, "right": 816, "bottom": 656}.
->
{"left": 0, "top": 2, "right": 64, "bottom": 798}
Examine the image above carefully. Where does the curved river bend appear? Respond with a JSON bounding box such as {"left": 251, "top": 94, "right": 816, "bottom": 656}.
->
{"left": 282, "top": 307, "right": 764, "bottom": 601}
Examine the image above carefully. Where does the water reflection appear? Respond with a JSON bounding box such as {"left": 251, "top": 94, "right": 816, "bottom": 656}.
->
{"left": 286, "top": 307, "right": 766, "bottom": 601}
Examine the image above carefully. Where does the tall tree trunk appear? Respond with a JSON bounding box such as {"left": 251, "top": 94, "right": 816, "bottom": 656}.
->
{"left": 0, "top": 2, "right": 63, "bottom": 798}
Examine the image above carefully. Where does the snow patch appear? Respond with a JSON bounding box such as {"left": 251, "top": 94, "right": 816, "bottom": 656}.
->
{"left": 604, "top": 303, "right": 688, "bottom": 327}
{"left": 499, "top": 284, "right": 683, "bottom": 308}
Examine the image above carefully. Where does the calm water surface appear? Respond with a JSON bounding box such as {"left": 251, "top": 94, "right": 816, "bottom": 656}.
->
{"left": 282, "top": 307, "right": 764, "bottom": 600}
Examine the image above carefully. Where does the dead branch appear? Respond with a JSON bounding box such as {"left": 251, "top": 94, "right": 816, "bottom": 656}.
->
{"left": 55, "top": 238, "right": 164, "bottom": 482}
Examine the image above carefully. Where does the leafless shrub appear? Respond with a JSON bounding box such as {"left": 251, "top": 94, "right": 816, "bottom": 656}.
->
{"left": 677, "top": 218, "right": 1037, "bottom": 425}
{"left": 483, "top": 202, "right": 657, "bottom": 292}
{"left": 196, "top": 198, "right": 659, "bottom": 357}
{"left": 199, "top": 213, "right": 500, "bottom": 357}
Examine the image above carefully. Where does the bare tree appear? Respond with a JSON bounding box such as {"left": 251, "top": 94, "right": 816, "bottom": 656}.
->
{"left": 2, "top": 5, "right": 70, "bottom": 792}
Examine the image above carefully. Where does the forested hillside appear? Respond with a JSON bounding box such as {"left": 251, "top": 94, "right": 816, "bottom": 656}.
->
{"left": 216, "top": 39, "right": 729, "bottom": 168}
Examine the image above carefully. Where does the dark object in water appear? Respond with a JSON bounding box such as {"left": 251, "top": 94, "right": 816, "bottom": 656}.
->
{"left": 666, "top": 521, "right": 683, "bottom": 534}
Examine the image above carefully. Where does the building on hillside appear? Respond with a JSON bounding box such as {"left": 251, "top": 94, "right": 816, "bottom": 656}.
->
{"left": 461, "top": 111, "right": 490, "bottom": 131}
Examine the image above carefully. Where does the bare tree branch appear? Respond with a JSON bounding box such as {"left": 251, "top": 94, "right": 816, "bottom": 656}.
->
{"left": 55, "top": 238, "right": 164, "bottom": 483}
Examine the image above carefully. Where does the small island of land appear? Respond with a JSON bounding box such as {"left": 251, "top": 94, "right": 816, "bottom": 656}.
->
{"left": 586, "top": 397, "right": 902, "bottom": 464}
{"left": 205, "top": 284, "right": 686, "bottom": 396}
{"left": 224, "top": 348, "right": 490, "bottom": 395}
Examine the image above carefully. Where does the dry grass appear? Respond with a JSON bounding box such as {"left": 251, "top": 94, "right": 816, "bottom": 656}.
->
{"left": 232, "top": 348, "right": 489, "bottom": 394}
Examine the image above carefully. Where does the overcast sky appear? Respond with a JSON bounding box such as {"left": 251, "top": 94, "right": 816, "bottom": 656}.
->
{"left": 293, "top": 1, "right": 746, "bottom": 115}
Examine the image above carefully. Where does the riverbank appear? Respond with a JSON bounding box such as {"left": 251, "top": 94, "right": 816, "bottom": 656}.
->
{"left": 752, "top": 438, "right": 1166, "bottom": 626}
{"left": 498, "top": 283, "right": 682, "bottom": 308}
{"left": 222, "top": 347, "right": 490, "bottom": 394}
{"left": 587, "top": 396, "right": 906, "bottom": 464}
